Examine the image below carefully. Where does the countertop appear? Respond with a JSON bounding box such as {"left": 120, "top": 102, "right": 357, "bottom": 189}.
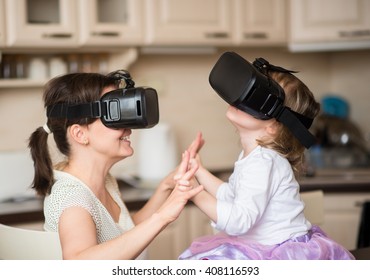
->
{"left": 1, "top": 168, "right": 370, "bottom": 225}
{"left": 0, "top": 179, "right": 153, "bottom": 225}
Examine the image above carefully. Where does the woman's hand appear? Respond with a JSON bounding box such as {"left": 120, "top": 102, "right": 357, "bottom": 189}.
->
{"left": 155, "top": 151, "right": 203, "bottom": 224}
{"left": 158, "top": 132, "right": 205, "bottom": 192}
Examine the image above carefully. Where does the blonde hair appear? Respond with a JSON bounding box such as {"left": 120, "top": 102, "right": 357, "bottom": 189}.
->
{"left": 257, "top": 71, "right": 320, "bottom": 175}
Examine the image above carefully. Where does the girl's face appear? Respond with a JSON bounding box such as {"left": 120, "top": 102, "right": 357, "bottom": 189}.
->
{"left": 226, "top": 106, "right": 269, "bottom": 131}
{"left": 226, "top": 105, "right": 277, "bottom": 143}
{"left": 84, "top": 86, "right": 134, "bottom": 162}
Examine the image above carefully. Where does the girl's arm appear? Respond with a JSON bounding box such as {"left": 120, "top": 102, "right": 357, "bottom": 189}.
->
{"left": 191, "top": 189, "right": 218, "bottom": 223}
{"left": 193, "top": 162, "right": 224, "bottom": 197}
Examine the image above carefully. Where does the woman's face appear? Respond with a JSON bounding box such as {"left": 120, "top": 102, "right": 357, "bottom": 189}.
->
{"left": 85, "top": 86, "right": 134, "bottom": 162}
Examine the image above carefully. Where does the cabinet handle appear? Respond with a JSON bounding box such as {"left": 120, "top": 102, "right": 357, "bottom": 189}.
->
{"left": 204, "top": 32, "right": 229, "bottom": 39}
{"left": 91, "top": 32, "right": 120, "bottom": 37}
{"left": 42, "top": 33, "right": 72, "bottom": 38}
{"left": 244, "top": 32, "right": 268, "bottom": 39}
{"left": 339, "top": 30, "right": 370, "bottom": 38}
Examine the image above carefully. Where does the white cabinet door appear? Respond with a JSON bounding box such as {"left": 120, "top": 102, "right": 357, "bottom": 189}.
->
{"left": 146, "top": 205, "right": 213, "bottom": 260}
{"left": 235, "top": 0, "right": 286, "bottom": 46}
{"left": 79, "top": 0, "right": 145, "bottom": 46}
{"left": 145, "top": 0, "right": 234, "bottom": 45}
{"left": 5, "top": 0, "right": 79, "bottom": 47}
{"left": 146, "top": 207, "right": 190, "bottom": 260}
{"left": 289, "top": 0, "right": 370, "bottom": 50}
{"left": 0, "top": 0, "right": 5, "bottom": 46}
{"left": 321, "top": 193, "right": 370, "bottom": 250}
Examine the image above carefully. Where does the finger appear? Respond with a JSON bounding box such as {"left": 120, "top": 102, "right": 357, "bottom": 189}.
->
{"left": 181, "top": 159, "right": 199, "bottom": 181}
{"left": 177, "top": 185, "right": 190, "bottom": 192}
{"left": 188, "top": 132, "right": 204, "bottom": 158}
{"left": 186, "top": 184, "right": 204, "bottom": 198}
{"left": 174, "top": 150, "right": 190, "bottom": 180}
{"left": 177, "top": 179, "right": 190, "bottom": 186}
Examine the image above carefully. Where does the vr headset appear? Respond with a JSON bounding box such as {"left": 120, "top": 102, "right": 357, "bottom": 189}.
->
{"left": 47, "top": 71, "right": 159, "bottom": 129}
{"left": 209, "top": 52, "right": 316, "bottom": 148}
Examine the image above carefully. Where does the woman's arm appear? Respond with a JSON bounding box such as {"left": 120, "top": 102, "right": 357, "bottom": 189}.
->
{"left": 58, "top": 203, "right": 179, "bottom": 260}
{"left": 59, "top": 152, "right": 203, "bottom": 260}
{"left": 132, "top": 151, "right": 190, "bottom": 225}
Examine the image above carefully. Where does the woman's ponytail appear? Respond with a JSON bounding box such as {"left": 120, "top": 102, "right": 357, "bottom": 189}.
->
{"left": 28, "top": 126, "right": 54, "bottom": 196}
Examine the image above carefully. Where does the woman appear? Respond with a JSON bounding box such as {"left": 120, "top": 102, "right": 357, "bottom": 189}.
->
{"left": 28, "top": 70, "right": 202, "bottom": 260}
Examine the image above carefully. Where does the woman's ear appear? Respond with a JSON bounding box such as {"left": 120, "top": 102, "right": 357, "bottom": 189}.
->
{"left": 69, "top": 124, "right": 88, "bottom": 145}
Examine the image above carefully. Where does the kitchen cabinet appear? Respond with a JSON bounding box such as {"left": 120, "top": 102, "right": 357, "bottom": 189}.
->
{"left": 145, "top": 0, "right": 234, "bottom": 46}
{"left": 320, "top": 193, "right": 370, "bottom": 250}
{"left": 0, "top": 0, "right": 5, "bottom": 47}
{"left": 0, "top": 48, "right": 138, "bottom": 91}
{"left": 4, "top": 0, "right": 79, "bottom": 48}
{"left": 289, "top": 0, "right": 370, "bottom": 51}
{"left": 145, "top": 0, "right": 286, "bottom": 46}
{"left": 78, "top": 0, "right": 145, "bottom": 46}
{"left": 147, "top": 205, "right": 213, "bottom": 260}
{"left": 235, "top": 0, "right": 286, "bottom": 46}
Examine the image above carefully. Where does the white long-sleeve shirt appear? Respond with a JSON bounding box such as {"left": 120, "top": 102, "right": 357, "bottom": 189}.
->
{"left": 214, "top": 146, "right": 311, "bottom": 245}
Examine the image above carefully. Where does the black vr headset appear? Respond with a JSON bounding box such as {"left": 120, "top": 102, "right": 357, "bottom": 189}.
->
{"left": 209, "top": 52, "right": 316, "bottom": 148}
{"left": 47, "top": 70, "right": 159, "bottom": 129}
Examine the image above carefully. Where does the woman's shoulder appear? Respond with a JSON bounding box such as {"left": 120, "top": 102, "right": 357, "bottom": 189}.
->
{"left": 47, "top": 170, "right": 95, "bottom": 206}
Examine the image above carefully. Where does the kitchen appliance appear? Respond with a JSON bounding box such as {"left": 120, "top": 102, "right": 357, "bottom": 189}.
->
{"left": 310, "top": 114, "right": 370, "bottom": 168}
{"left": 137, "top": 122, "right": 178, "bottom": 188}
{"left": 0, "top": 150, "right": 35, "bottom": 202}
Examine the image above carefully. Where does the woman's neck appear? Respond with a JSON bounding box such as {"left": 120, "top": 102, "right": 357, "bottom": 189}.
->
{"left": 62, "top": 157, "right": 111, "bottom": 197}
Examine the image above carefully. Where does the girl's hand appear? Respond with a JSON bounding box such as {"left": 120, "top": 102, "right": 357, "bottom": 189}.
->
{"left": 187, "top": 132, "right": 205, "bottom": 159}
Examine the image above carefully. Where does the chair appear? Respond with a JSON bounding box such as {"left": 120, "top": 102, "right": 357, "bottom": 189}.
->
{"left": 300, "top": 190, "right": 324, "bottom": 225}
{"left": 0, "top": 223, "right": 62, "bottom": 260}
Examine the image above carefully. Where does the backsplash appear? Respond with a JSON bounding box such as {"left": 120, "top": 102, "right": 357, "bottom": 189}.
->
{"left": 1, "top": 47, "right": 370, "bottom": 174}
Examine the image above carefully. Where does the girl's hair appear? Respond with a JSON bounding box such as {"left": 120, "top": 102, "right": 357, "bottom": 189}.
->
{"left": 257, "top": 71, "right": 320, "bottom": 175}
{"left": 29, "top": 72, "right": 120, "bottom": 196}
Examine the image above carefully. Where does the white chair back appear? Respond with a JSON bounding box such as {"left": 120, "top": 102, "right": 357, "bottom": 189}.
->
{"left": 0, "top": 223, "right": 62, "bottom": 260}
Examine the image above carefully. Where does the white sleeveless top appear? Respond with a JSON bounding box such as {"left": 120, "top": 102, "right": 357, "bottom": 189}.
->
{"left": 44, "top": 170, "right": 146, "bottom": 259}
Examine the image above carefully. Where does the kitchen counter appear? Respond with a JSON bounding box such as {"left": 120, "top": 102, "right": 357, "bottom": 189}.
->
{"left": 1, "top": 168, "right": 370, "bottom": 225}
{"left": 0, "top": 179, "right": 154, "bottom": 225}
{"left": 212, "top": 168, "right": 370, "bottom": 193}
{"left": 298, "top": 168, "right": 370, "bottom": 192}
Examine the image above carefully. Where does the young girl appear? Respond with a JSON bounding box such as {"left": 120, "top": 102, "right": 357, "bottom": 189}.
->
{"left": 179, "top": 55, "right": 354, "bottom": 260}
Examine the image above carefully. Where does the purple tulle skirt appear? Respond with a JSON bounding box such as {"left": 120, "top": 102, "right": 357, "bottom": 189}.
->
{"left": 179, "top": 226, "right": 354, "bottom": 260}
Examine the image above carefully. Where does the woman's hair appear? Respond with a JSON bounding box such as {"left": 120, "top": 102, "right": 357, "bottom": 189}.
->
{"left": 257, "top": 71, "right": 320, "bottom": 175}
{"left": 29, "top": 72, "right": 121, "bottom": 196}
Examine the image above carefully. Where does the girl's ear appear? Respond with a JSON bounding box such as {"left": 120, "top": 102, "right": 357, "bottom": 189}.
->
{"left": 69, "top": 124, "right": 88, "bottom": 145}
{"left": 265, "top": 120, "right": 279, "bottom": 136}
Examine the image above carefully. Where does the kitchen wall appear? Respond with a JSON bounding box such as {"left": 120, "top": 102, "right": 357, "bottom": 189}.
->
{"left": 0, "top": 47, "right": 369, "bottom": 176}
